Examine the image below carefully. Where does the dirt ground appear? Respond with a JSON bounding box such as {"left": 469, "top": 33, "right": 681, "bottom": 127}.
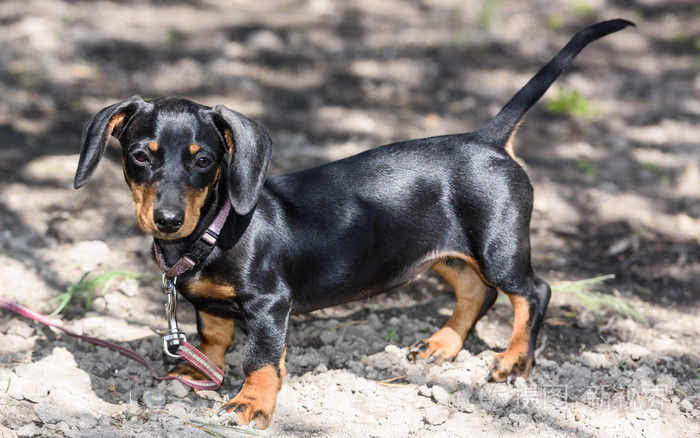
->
{"left": 1, "top": 0, "right": 699, "bottom": 437}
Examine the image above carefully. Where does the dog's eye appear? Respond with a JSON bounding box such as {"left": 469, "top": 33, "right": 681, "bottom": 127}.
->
{"left": 132, "top": 150, "right": 149, "bottom": 163}
{"left": 196, "top": 156, "right": 212, "bottom": 168}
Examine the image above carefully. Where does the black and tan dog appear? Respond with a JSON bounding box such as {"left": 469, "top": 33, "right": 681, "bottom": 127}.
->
{"left": 74, "top": 20, "right": 632, "bottom": 428}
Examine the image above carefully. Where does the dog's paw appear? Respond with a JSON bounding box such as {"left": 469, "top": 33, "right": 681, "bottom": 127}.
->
{"left": 486, "top": 352, "right": 533, "bottom": 384}
{"left": 406, "top": 327, "right": 463, "bottom": 366}
{"left": 218, "top": 396, "right": 274, "bottom": 429}
{"left": 168, "top": 362, "right": 209, "bottom": 382}
{"left": 217, "top": 365, "right": 280, "bottom": 430}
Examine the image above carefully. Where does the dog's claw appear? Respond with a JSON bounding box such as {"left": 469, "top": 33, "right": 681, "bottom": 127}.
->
{"left": 487, "top": 352, "right": 532, "bottom": 383}
{"left": 406, "top": 340, "right": 452, "bottom": 366}
{"left": 406, "top": 341, "right": 428, "bottom": 361}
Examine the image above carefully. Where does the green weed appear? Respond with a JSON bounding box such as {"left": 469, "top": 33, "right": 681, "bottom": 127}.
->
{"left": 575, "top": 159, "right": 598, "bottom": 177}
{"left": 553, "top": 275, "right": 649, "bottom": 324}
{"left": 546, "top": 88, "right": 597, "bottom": 118}
{"left": 571, "top": 0, "right": 595, "bottom": 16}
{"left": 640, "top": 162, "right": 664, "bottom": 174}
{"left": 47, "top": 270, "right": 150, "bottom": 316}
{"left": 547, "top": 14, "right": 565, "bottom": 30}
{"left": 478, "top": 0, "right": 502, "bottom": 31}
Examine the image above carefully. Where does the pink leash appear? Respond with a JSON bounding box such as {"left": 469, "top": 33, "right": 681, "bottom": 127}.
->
{"left": 0, "top": 295, "right": 223, "bottom": 391}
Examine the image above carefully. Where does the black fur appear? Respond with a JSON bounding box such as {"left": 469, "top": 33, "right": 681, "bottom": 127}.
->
{"left": 75, "top": 19, "right": 633, "bottom": 427}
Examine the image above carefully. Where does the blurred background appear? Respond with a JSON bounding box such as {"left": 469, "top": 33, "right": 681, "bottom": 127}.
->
{"left": 0, "top": 0, "right": 697, "bottom": 306}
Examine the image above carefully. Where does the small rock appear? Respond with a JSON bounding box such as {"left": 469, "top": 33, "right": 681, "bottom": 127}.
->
{"left": 196, "top": 390, "right": 220, "bottom": 401}
{"left": 418, "top": 385, "right": 431, "bottom": 397}
{"left": 578, "top": 351, "right": 613, "bottom": 369}
{"left": 536, "top": 358, "right": 557, "bottom": 369}
{"left": 407, "top": 369, "right": 426, "bottom": 386}
{"left": 366, "top": 313, "right": 382, "bottom": 330}
{"left": 313, "top": 363, "right": 328, "bottom": 374}
{"left": 370, "top": 353, "right": 393, "bottom": 371}
{"left": 613, "top": 342, "right": 649, "bottom": 362}
{"left": 384, "top": 344, "right": 403, "bottom": 356}
{"left": 449, "top": 390, "right": 474, "bottom": 413}
{"left": 424, "top": 405, "right": 449, "bottom": 425}
{"left": 165, "top": 380, "right": 190, "bottom": 398}
{"left": 116, "top": 277, "right": 139, "bottom": 297}
{"left": 431, "top": 386, "right": 450, "bottom": 405}
{"left": 454, "top": 350, "right": 473, "bottom": 363}
{"left": 34, "top": 402, "right": 67, "bottom": 424}
{"left": 320, "top": 330, "right": 338, "bottom": 345}
{"left": 655, "top": 373, "right": 678, "bottom": 389}
{"left": 7, "top": 320, "right": 35, "bottom": 338}
{"left": 247, "top": 30, "right": 284, "bottom": 51}
{"left": 634, "top": 364, "right": 654, "bottom": 378}
{"left": 680, "top": 399, "right": 694, "bottom": 413}
{"left": 64, "top": 240, "right": 110, "bottom": 271}
{"left": 74, "top": 412, "right": 98, "bottom": 431}
{"left": 606, "top": 237, "right": 632, "bottom": 256}
{"left": 142, "top": 389, "right": 167, "bottom": 408}
{"left": 17, "top": 423, "right": 42, "bottom": 438}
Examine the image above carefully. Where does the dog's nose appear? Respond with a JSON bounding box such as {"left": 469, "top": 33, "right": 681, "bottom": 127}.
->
{"left": 154, "top": 209, "right": 185, "bottom": 234}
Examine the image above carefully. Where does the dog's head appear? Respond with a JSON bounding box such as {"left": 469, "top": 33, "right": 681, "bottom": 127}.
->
{"left": 75, "top": 96, "right": 272, "bottom": 240}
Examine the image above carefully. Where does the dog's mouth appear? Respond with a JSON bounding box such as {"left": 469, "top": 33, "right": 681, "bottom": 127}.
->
{"left": 136, "top": 209, "right": 199, "bottom": 241}
{"left": 129, "top": 183, "right": 209, "bottom": 241}
{"left": 149, "top": 224, "right": 197, "bottom": 241}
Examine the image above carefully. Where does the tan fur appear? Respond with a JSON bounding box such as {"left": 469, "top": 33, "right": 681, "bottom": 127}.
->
{"left": 490, "top": 293, "right": 533, "bottom": 381}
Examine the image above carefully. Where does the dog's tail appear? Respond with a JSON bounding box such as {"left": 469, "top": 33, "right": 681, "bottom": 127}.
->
{"left": 477, "top": 19, "right": 634, "bottom": 145}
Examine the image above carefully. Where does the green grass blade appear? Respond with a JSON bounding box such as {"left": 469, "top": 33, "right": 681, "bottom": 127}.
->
{"left": 46, "top": 270, "right": 151, "bottom": 315}
{"left": 552, "top": 274, "right": 648, "bottom": 324}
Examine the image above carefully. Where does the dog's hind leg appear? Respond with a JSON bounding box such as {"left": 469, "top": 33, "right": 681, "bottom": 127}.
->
{"left": 407, "top": 257, "right": 497, "bottom": 365}
{"left": 487, "top": 275, "right": 551, "bottom": 382}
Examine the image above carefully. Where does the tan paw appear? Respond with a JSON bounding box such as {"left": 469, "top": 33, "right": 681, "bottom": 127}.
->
{"left": 217, "top": 365, "right": 281, "bottom": 430}
{"left": 406, "top": 327, "right": 464, "bottom": 365}
{"left": 486, "top": 351, "right": 533, "bottom": 384}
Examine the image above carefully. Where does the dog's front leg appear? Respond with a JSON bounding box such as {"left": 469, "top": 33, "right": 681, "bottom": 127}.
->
{"left": 168, "top": 309, "right": 233, "bottom": 380}
{"left": 219, "top": 292, "right": 290, "bottom": 429}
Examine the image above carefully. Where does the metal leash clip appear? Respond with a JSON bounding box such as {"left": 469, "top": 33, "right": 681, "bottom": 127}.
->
{"left": 161, "top": 273, "right": 187, "bottom": 359}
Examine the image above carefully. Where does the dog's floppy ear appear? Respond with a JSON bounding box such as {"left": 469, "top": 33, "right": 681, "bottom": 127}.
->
{"left": 74, "top": 95, "right": 146, "bottom": 189}
{"left": 212, "top": 105, "right": 272, "bottom": 216}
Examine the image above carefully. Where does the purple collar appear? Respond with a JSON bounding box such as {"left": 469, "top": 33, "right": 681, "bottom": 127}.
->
{"left": 153, "top": 198, "right": 232, "bottom": 279}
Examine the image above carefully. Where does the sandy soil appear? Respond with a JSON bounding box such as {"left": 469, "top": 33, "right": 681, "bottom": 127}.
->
{"left": 0, "top": 0, "right": 698, "bottom": 437}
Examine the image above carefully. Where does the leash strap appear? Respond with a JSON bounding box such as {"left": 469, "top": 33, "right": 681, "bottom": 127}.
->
{"left": 0, "top": 295, "right": 223, "bottom": 391}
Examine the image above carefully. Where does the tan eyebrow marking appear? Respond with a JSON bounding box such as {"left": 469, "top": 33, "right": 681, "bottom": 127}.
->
{"left": 148, "top": 141, "right": 159, "bottom": 152}
{"left": 190, "top": 144, "right": 201, "bottom": 155}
